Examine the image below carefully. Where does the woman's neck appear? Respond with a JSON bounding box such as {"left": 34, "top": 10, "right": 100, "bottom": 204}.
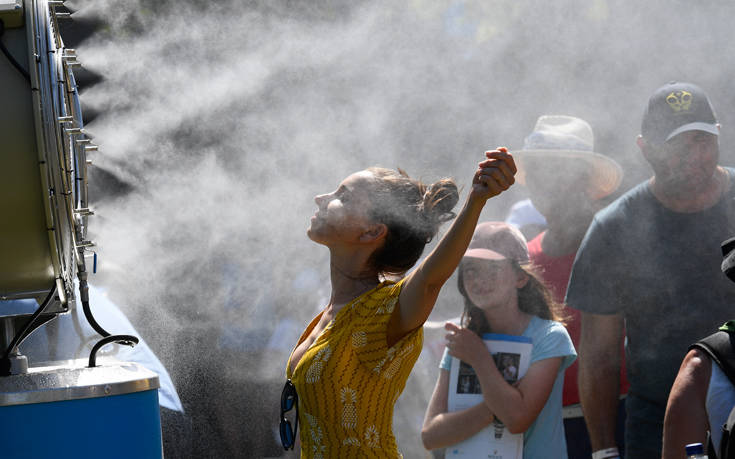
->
{"left": 328, "top": 258, "right": 380, "bottom": 308}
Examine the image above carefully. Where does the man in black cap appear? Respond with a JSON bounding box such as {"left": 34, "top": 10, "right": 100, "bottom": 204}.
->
{"left": 565, "top": 82, "right": 735, "bottom": 459}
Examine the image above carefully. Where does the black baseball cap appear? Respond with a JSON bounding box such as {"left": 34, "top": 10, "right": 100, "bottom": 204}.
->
{"left": 641, "top": 81, "right": 719, "bottom": 144}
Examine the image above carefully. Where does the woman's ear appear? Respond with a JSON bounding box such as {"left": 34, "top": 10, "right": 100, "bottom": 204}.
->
{"left": 360, "top": 223, "right": 387, "bottom": 243}
{"left": 516, "top": 271, "right": 529, "bottom": 289}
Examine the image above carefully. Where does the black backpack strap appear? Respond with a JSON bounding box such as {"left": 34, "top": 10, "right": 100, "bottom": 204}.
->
{"left": 689, "top": 330, "right": 735, "bottom": 387}
{"left": 706, "top": 430, "right": 717, "bottom": 458}
{"left": 723, "top": 407, "right": 735, "bottom": 459}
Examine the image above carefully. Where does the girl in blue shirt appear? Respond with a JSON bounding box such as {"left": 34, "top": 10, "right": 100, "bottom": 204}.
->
{"left": 421, "top": 221, "right": 576, "bottom": 458}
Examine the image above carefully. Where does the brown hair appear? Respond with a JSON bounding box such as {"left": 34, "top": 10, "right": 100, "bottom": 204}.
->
{"left": 457, "top": 260, "right": 567, "bottom": 335}
{"left": 366, "top": 167, "right": 459, "bottom": 276}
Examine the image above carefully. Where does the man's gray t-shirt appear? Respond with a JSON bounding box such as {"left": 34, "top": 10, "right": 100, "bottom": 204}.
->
{"left": 565, "top": 170, "right": 735, "bottom": 450}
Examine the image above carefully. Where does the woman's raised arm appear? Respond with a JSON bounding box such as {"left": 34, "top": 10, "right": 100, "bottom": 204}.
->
{"left": 388, "top": 149, "right": 516, "bottom": 345}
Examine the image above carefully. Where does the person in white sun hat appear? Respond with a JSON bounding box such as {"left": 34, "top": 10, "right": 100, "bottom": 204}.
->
{"left": 511, "top": 115, "right": 628, "bottom": 459}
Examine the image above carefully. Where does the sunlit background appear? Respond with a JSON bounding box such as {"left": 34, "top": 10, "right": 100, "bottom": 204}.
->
{"left": 56, "top": 0, "right": 735, "bottom": 456}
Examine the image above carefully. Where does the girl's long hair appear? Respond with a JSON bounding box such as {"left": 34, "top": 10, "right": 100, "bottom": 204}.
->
{"left": 457, "top": 260, "right": 567, "bottom": 336}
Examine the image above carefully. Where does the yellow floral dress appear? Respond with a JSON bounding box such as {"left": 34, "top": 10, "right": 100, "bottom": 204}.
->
{"left": 286, "top": 279, "right": 423, "bottom": 458}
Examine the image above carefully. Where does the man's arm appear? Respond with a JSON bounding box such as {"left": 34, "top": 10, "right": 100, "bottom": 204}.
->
{"left": 661, "top": 349, "right": 711, "bottom": 459}
{"left": 578, "top": 311, "right": 624, "bottom": 452}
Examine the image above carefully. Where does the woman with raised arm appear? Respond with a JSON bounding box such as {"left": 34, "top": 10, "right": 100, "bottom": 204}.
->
{"left": 280, "top": 148, "right": 516, "bottom": 458}
{"left": 421, "top": 221, "right": 576, "bottom": 458}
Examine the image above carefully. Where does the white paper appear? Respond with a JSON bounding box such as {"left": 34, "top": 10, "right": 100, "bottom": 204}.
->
{"left": 446, "top": 333, "right": 532, "bottom": 459}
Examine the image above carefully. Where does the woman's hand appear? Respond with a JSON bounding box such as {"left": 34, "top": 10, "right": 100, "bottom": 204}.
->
{"left": 471, "top": 147, "right": 517, "bottom": 201}
{"left": 444, "top": 322, "right": 492, "bottom": 369}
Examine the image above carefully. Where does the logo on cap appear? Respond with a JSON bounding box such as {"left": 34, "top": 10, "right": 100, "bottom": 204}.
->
{"left": 666, "top": 90, "right": 692, "bottom": 112}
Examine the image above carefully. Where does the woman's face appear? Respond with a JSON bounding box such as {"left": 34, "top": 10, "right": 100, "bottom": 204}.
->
{"left": 307, "top": 170, "right": 376, "bottom": 246}
{"left": 461, "top": 257, "right": 520, "bottom": 311}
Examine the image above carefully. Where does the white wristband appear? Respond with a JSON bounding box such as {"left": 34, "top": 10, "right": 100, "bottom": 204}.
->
{"left": 591, "top": 447, "right": 620, "bottom": 459}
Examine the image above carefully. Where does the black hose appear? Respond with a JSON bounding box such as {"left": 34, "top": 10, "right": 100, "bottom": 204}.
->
{"left": 81, "top": 298, "right": 112, "bottom": 338}
{"left": 88, "top": 334, "right": 139, "bottom": 368}
{"left": 0, "top": 19, "right": 31, "bottom": 84}
{"left": 72, "top": 306, "right": 94, "bottom": 359}
{"left": 0, "top": 286, "right": 57, "bottom": 376}
{"left": 78, "top": 271, "right": 140, "bottom": 367}
{"left": 78, "top": 269, "right": 112, "bottom": 337}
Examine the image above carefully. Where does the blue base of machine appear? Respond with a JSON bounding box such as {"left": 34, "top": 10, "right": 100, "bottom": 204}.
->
{"left": 0, "top": 388, "right": 162, "bottom": 459}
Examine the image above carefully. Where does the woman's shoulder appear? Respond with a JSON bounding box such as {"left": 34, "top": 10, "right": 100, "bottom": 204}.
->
{"left": 351, "top": 279, "right": 404, "bottom": 316}
{"left": 369, "top": 278, "right": 402, "bottom": 299}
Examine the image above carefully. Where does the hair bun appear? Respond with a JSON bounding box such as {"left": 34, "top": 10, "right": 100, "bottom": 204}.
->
{"left": 421, "top": 179, "right": 459, "bottom": 237}
{"left": 366, "top": 167, "right": 459, "bottom": 275}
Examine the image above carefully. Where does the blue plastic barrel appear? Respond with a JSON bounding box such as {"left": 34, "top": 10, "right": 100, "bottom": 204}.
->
{"left": 0, "top": 361, "right": 163, "bottom": 458}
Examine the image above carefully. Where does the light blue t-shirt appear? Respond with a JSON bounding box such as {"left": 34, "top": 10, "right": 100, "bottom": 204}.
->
{"left": 439, "top": 316, "right": 576, "bottom": 459}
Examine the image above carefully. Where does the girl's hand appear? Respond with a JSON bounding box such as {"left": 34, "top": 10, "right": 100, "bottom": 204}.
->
{"left": 471, "top": 147, "right": 517, "bottom": 201}
{"left": 444, "top": 322, "right": 491, "bottom": 369}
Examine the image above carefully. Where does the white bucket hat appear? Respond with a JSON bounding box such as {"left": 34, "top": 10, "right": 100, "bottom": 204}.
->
{"left": 511, "top": 115, "right": 623, "bottom": 200}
